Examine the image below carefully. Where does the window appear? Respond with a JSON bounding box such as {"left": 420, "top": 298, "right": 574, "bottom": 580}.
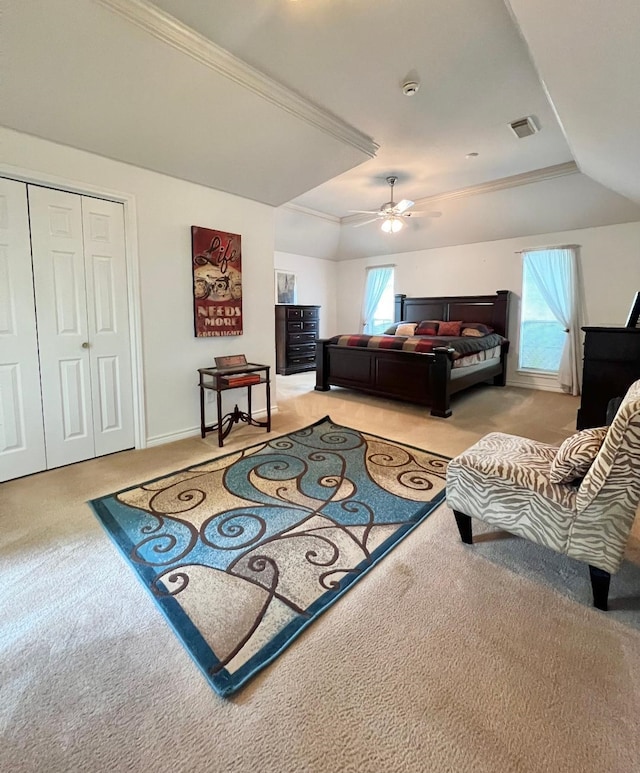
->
{"left": 362, "top": 266, "right": 394, "bottom": 334}
{"left": 518, "top": 247, "right": 581, "bottom": 394}
{"left": 519, "top": 257, "right": 565, "bottom": 372}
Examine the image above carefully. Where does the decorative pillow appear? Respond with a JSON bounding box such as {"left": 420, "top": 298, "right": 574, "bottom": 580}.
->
{"left": 395, "top": 322, "right": 418, "bottom": 337}
{"left": 549, "top": 426, "right": 608, "bottom": 484}
{"left": 383, "top": 322, "right": 401, "bottom": 335}
{"left": 437, "top": 320, "right": 463, "bottom": 337}
{"left": 462, "top": 323, "right": 494, "bottom": 337}
{"left": 415, "top": 320, "right": 440, "bottom": 335}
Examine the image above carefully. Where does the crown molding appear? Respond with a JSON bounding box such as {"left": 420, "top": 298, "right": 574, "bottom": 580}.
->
{"left": 95, "top": 0, "right": 378, "bottom": 159}
{"left": 412, "top": 161, "right": 580, "bottom": 207}
{"left": 280, "top": 202, "right": 341, "bottom": 225}
{"left": 340, "top": 161, "right": 580, "bottom": 224}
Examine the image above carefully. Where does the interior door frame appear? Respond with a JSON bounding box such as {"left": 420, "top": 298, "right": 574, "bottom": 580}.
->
{"left": 0, "top": 163, "right": 147, "bottom": 450}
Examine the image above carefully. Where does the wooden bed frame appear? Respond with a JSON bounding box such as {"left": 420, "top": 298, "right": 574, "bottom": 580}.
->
{"left": 315, "top": 290, "right": 511, "bottom": 418}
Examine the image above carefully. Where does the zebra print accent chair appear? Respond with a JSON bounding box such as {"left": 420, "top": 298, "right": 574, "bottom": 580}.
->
{"left": 446, "top": 379, "right": 640, "bottom": 611}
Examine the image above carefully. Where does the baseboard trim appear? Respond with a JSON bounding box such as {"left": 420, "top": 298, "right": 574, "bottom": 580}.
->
{"left": 146, "top": 407, "right": 276, "bottom": 447}
{"left": 506, "top": 377, "right": 563, "bottom": 393}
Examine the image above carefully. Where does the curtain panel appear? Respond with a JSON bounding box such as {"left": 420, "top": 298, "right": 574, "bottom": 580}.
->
{"left": 362, "top": 266, "right": 393, "bottom": 334}
{"left": 523, "top": 246, "right": 581, "bottom": 395}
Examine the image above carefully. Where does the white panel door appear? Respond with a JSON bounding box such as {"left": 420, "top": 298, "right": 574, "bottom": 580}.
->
{"left": 0, "top": 178, "right": 47, "bottom": 482}
{"left": 28, "top": 186, "right": 94, "bottom": 469}
{"left": 81, "top": 196, "right": 134, "bottom": 456}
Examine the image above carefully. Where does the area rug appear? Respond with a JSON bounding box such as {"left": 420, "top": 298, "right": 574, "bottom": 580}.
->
{"left": 89, "top": 416, "right": 448, "bottom": 696}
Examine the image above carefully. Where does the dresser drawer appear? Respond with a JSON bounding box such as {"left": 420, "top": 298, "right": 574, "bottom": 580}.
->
{"left": 289, "top": 354, "right": 316, "bottom": 367}
{"left": 302, "top": 321, "right": 318, "bottom": 333}
{"left": 286, "top": 307, "right": 303, "bottom": 320}
{"left": 302, "top": 308, "right": 318, "bottom": 320}
{"left": 288, "top": 342, "right": 316, "bottom": 357}
{"left": 287, "top": 321, "right": 303, "bottom": 332}
{"left": 289, "top": 332, "right": 316, "bottom": 344}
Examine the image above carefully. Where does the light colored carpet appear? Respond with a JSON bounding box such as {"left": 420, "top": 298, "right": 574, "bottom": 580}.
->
{"left": 2, "top": 378, "right": 640, "bottom": 773}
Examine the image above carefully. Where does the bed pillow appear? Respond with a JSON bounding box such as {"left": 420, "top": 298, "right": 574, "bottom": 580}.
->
{"left": 437, "top": 320, "right": 463, "bottom": 337}
{"left": 549, "top": 426, "right": 608, "bottom": 484}
{"left": 384, "top": 321, "right": 412, "bottom": 335}
{"left": 395, "top": 322, "right": 418, "bottom": 336}
{"left": 462, "top": 322, "right": 494, "bottom": 337}
{"left": 415, "top": 320, "right": 440, "bottom": 335}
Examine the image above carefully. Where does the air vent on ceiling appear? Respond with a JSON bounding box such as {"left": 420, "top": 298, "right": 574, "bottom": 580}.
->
{"left": 509, "top": 116, "right": 539, "bottom": 139}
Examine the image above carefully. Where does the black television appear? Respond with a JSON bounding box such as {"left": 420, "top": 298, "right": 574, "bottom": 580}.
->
{"left": 625, "top": 292, "right": 640, "bottom": 328}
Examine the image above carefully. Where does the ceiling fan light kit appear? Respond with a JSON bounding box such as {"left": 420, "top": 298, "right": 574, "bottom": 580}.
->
{"left": 381, "top": 217, "right": 403, "bottom": 233}
{"left": 348, "top": 175, "right": 441, "bottom": 233}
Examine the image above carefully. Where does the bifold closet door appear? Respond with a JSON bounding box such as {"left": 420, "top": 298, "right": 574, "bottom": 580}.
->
{"left": 28, "top": 186, "right": 134, "bottom": 469}
{"left": 81, "top": 195, "right": 135, "bottom": 458}
{"left": 0, "top": 179, "right": 47, "bottom": 482}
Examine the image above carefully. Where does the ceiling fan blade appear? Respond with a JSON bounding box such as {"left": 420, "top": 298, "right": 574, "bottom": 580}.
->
{"left": 352, "top": 217, "right": 380, "bottom": 228}
{"left": 347, "top": 209, "right": 382, "bottom": 215}
{"left": 395, "top": 199, "right": 414, "bottom": 213}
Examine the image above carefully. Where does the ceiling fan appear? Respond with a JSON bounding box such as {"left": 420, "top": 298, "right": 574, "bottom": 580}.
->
{"left": 349, "top": 176, "right": 441, "bottom": 232}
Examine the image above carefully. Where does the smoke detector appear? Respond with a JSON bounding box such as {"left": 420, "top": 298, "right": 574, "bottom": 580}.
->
{"left": 509, "top": 116, "right": 539, "bottom": 139}
{"left": 402, "top": 81, "right": 420, "bottom": 96}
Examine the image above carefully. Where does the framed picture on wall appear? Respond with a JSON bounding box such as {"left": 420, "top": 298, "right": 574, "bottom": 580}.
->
{"left": 192, "top": 226, "right": 243, "bottom": 337}
{"left": 275, "top": 270, "right": 297, "bottom": 304}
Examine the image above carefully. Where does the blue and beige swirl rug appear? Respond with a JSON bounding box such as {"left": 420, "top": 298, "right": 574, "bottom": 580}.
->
{"left": 90, "top": 417, "right": 448, "bottom": 696}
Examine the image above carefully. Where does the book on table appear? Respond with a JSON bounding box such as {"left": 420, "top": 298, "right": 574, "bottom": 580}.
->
{"left": 220, "top": 373, "right": 261, "bottom": 387}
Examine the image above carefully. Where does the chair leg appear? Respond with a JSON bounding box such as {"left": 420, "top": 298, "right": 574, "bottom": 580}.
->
{"left": 453, "top": 510, "right": 473, "bottom": 544}
{"left": 589, "top": 565, "right": 611, "bottom": 611}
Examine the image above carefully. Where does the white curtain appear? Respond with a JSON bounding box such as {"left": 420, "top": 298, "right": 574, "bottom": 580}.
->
{"left": 362, "top": 266, "right": 393, "bottom": 333}
{"left": 524, "top": 246, "right": 581, "bottom": 395}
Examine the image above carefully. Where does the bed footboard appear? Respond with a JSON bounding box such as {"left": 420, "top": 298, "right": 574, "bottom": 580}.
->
{"left": 315, "top": 338, "right": 332, "bottom": 392}
{"left": 315, "top": 340, "right": 456, "bottom": 417}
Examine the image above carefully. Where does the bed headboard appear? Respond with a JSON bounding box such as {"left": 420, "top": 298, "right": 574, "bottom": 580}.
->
{"left": 394, "top": 290, "right": 511, "bottom": 337}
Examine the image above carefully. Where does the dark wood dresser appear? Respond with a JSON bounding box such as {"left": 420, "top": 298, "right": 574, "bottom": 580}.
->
{"left": 275, "top": 305, "right": 320, "bottom": 375}
{"left": 577, "top": 326, "right": 640, "bottom": 429}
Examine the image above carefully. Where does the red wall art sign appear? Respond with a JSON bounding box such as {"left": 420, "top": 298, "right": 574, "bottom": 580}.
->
{"left": 192, "top": 226, "right": 243, "bottom": 337}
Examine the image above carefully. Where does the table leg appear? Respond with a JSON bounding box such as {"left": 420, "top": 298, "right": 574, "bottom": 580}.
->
{"left": 217, "top": 389, "right": 223, "bottom": 447}
{"left": 247, "top": 384, "right": 252, "bottom": 420}
{"left": 266, "top": 374, "right": 271, "bottom": 432}
{"left": 200, "top": 385, "right": 205, "bottom": 439}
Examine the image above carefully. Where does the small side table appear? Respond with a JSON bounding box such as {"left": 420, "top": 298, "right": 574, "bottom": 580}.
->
{"left": 198, "top": 363, "right": 271, "bottom": 447}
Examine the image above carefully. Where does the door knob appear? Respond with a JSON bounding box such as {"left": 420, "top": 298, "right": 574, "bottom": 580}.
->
{"left": 82, "top": 342, "right": 90, "bottom": 349}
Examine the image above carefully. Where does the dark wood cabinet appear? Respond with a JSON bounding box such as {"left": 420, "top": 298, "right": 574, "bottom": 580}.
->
{"left": 275, "top": 305, "right": 320, "bottom": 375}
{"left": 577, "top": 326, "right": 640, "bottom": 429}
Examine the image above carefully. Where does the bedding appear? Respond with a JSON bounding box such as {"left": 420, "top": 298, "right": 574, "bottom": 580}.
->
{"left": 328, "top": 332, "right": 505, "bottom": 361}
{"left": 452, "top": 345, "right": 501, "bottom": 369}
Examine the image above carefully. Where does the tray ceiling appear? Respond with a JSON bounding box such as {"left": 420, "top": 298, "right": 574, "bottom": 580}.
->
{"left": 3, "top": 0, "right": 639, "bottom": 230}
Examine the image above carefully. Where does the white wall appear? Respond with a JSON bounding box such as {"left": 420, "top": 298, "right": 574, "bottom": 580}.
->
{"left": 1, "top": 127, "right": 276, "bottom": 445}
{"left": 274, "top": 251, "right": 338, "bottom": 337}
{"left": 336, "top": 221, "right": 640, "bottom": 389}
{"left": 275, "top": 206, "right": 341, "bottom": 260}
